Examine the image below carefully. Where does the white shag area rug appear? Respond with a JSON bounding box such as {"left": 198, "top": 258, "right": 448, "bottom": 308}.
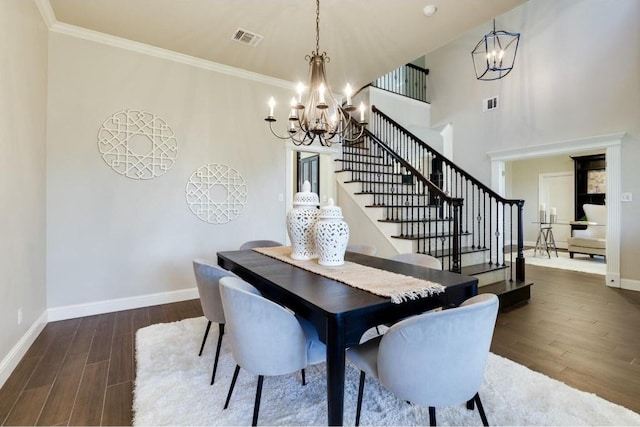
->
{"left": 521, "top": 249, "right": 606, "bottom": 275}
{"left": 133, "top": 317, "right": 640, "bottom": 426}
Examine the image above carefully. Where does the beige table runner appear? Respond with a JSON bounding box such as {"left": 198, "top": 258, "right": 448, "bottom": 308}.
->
{"left": 253, "top": 246, "right": 445, "bottom": 304}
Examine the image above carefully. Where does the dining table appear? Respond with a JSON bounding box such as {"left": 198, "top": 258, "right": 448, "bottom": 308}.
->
{"left": 217, "top": 249, "right": 478, "bottom": 426}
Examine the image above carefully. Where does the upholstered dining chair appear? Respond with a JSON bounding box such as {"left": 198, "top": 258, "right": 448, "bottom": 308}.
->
{"left": 239, "top": 240, "right": 283, "bottom": 250}
{"left": 346, "top": 244, "right": 377, "bottom": 256}
{"left": 346, "top": 293, "right": 499, "bottom": 426}
{"left": 390, "top": 252, "right": 442, "bottom": 270}
{"left": 192, "top": 259, "right": 238, "bottom": 385}
{"left": 219, "top": 276, "right": 326, "bottom": 426}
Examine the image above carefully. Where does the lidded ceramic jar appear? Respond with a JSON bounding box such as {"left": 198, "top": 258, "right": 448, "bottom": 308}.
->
{"left": 286, "top": 180, "right": 319, "bottom": 260}
{"left": 315, "top": 198, "right": 350, "bottom": 266}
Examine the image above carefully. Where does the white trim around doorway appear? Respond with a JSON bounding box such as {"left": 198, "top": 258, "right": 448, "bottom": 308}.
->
{"left": 487, "top": 132, "right": 625, "bottom": 288}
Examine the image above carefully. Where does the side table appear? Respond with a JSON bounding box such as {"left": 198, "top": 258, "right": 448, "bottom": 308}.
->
{"left": 534, "top": 222, "right": 558, "bottom": 258}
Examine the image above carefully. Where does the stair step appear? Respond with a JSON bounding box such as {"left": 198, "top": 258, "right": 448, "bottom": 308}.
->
{"left": 335, "top": 159, "right": 393, "bottom": 167}
{"left": 404, "top": 246, "right": 490, "bottom": 258}
{"left": 391, "top": 231, "right": 472, "bottom": 240}
{"left": 343, "top": 142, "right": 369, "bottom": 150}
{"left": 355, "top": 189, "right": 419, "bottom": 195}
{"left": 366, "top": 204, "right": 437, "bottom": 208}
{"left": 478, "top": 279, "right": 533, "bottom": 311}
{"left": 379, "top": 218, "right": 451, "bottom": 223}
{"left": 336, "top": 169, "right": 403, "bottom": 177}
{"left": 341, "top": 153, "right": 383, "bottom": 160}
{"left": 460, "top": 262, "right": 507, "bottom": 276}
{"left": 348, "top": 180, "right": 412, "bottom": 185}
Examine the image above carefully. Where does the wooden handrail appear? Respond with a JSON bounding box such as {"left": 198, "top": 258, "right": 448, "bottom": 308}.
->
{"left": 371, "top": 105, "right": 523, "bottom": 206}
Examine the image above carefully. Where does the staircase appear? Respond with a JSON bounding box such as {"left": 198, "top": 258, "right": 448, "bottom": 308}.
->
{"left": 336, "top": 65, "right": 532, "bottom": 309}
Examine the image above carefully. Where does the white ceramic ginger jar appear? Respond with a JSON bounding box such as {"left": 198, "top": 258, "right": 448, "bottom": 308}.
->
{"left": 315, "top": 198, "right": 349, "bottom": 266}
{"left": 286, "top": 180, "right": 319, "bottom": 260}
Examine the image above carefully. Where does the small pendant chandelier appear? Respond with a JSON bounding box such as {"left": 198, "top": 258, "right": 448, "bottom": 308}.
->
{"left": 471, "top": 19, "right": 520, "bottom": 81}
{"left": 265, "top": 0, "right": 366, "bottom": 147}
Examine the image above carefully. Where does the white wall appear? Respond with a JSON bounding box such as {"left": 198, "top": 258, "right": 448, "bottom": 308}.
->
{"left": 425, "top": 0, "right": 640, "bottom": 281}
{"left": 46, "top": 33, "right": 292, "bottom": 313}
{"left": 507, "top": 154, "right": 576, "bottom": 246}
{"left": 0, "top": 1, "right": 48, "bottom": 383}
{"left": 367, "top": 87, "right": 443, "bottom": 154}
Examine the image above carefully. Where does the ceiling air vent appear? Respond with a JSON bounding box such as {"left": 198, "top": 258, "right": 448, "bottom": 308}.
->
{"left": 231, "top": 28, "right": 264, "bottom": 47}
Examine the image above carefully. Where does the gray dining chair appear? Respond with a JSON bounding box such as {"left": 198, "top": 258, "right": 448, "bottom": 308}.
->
{"left": 390, "top": 252, "right": 442, "bottom": 270}
{"left": 346, "top": 293, "right": 499, "bottom": 426}
{"left": 192, "top": 259, "right": 238, "bottom": 385}
{"left": 219, "top": 276, "right": 326, "bottom": 426}
{"left": 239, "top": 240, "right": 283, "bottom": 250}
{"left": 346, "top": 244, "right": 377, "bottom": 256}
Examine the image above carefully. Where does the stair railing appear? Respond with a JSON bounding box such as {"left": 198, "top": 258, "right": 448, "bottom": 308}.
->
{"left": 369, "top": 105, "right": 526, "bottom": 282}
{"left": 341, "top": 123, "right": 463, "bottom": 273}
{"left": 370, "top": 63, "right": 429, "bottom": 103}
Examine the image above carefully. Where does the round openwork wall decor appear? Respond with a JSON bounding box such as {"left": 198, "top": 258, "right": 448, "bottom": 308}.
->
{"left": 185, "top": 164, "right": 248, "bottom": 224}
{"left": 97, "top": 109, "right": 178, "bottom": 180}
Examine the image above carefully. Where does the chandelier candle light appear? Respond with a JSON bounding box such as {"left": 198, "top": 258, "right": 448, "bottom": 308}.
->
{"left": 265, "top": 0, "right": 367, "bottom": 147}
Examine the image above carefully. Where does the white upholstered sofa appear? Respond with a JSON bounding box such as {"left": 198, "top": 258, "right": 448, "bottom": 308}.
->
{"left": 567, "top": 204, "right": 606, "bottom": 259}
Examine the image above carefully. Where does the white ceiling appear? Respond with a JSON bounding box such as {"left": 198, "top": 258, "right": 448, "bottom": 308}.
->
{"left": 48, "top": 0, "right": 525, "bottom": 89}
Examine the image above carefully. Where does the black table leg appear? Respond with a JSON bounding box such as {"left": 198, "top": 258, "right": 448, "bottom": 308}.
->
{"left": 326, "top": 317, "right": 346, "bottom": 426}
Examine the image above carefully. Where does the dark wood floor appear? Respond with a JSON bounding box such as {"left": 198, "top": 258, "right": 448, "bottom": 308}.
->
{"left": 1, "top": 264, "right": 639, "bottom": 425}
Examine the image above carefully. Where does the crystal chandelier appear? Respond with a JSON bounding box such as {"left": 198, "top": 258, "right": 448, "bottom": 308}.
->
{"left": 471, "top": 19, "right": 520, "bottom": 81}
{"left": 265, "top": 0, "right": 366, "bottom": 147}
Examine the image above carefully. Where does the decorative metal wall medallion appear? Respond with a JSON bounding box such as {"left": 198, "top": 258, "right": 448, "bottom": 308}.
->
{"left": 98, "top": 110, "right": 178, "bottom": 179}
{"left": 185, "top": 164, "right": 247, "bottom": 224}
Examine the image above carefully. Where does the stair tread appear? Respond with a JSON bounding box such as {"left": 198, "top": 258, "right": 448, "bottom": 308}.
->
{"left": 479, "top": 279, "right": 533, "bottom": 294}
{"left": 335, "top": 159, "right": 393, "bottom": 167}
{"left": 341, "top": 153, "right": 383, "bottom": 160}
{"left": 343, "top": 142, "right": 369, "bottom": 150}
{"left": 336, "top": 169, "right": 403, "bottom": 176}
{"left": 378, "top": 218, "right": 450, "bottom": 223}
{"left": 366, "top": 204, "right": 438, "bottom": 208}
{"left": 391, "top": 231, "right": 472, "bottom": 240}
{"left": 420, "top": 246, "right": 490, "bottom": 257}
{"left": 355, "top": 189, "right": 421, "bottom": 195}
{"left": 460, "top": 262, "right": 508, "bottom": 276}
{"left": 346, "top": 182, "right": 408, "bottom": 186}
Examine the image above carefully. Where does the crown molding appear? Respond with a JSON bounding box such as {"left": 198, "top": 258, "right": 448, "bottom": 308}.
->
{"left": 34, "top": 0, "right": 292, "bottom": 90}
{"left": 34, "top": 0, "right": 56, "bottom": 28}
{"left": 486, "top": 132, "right": 625, "bottom": 161}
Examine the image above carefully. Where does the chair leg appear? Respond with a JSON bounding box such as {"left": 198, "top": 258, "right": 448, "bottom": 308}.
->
{"left": 474, "top": 393, "right": 489, "bottom": 426}
{"left": 301, "top": 369, "right": 306, "bottom": 386}
{"left": 199, "top": 320, "right": 212, "bottom": 356}
{"left": 252, "top": 375, "right": 264, "bottom": 426}
{"left": 428, "top": 407, "right": 436, "bottom": 426}
{"left": 355, "top": 371, "right": 366, "bottom": 427}
{"left": 223, "top": 365, "right": 241, "bottom": 410}
{"left": 210, "top": 323, "right": 225, "bottom": 385}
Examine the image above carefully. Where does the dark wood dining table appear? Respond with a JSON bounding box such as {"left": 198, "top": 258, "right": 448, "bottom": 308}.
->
{"left": 217, "top": 249, "right": 478, "bottom": 426}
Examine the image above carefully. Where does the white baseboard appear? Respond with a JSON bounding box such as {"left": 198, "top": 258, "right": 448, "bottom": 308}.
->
{"left": 0, "top": 311, "right": 48, "bottom": 389}
{"left": 1, "top": 288, "right": 198, "bottom": 389}
{"left": 621, "top": 278, "right": 640, "bottom": 292}
{"left": 47, "top": 287, "right": 199, "bottom": 321}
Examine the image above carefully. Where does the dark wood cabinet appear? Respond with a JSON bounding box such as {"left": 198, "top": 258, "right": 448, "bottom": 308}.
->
{"left": 571, "top": 154, "right": 606, "bottom": 221}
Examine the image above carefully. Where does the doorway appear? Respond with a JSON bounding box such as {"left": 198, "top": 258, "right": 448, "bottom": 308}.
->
{"left": 488, "top": 133, "right": 623, "bottom": 288}
{"left": 538, "top": 171, "right": 574, "bottom": 247}
{"left": 297, "top": 153, "right": 319, "bottom": 194}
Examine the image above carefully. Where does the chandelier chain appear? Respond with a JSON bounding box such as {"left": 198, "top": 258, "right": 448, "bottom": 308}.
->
{"left": 315, "top": 0, "right": 320, "bottom": 55}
